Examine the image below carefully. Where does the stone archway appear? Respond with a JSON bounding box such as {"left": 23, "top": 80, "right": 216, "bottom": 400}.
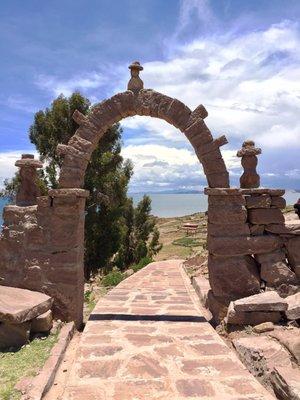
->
{"left": 57, "top": 62, "right": 230, "bottom": 190}
{"left": 48, "top": 62, "right": 232, "bottom": 326}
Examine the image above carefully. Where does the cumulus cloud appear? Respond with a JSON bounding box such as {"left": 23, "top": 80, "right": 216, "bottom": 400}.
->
{"left": 122, "top": 144, "right": 240, "bottom": 192}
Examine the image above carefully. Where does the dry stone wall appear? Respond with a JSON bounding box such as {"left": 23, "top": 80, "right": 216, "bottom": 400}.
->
{"left": 206, "top": 187, "right": 300, "bottom": 323}
{"left": 0, "top": 189, "right": 88, "bottom": 328}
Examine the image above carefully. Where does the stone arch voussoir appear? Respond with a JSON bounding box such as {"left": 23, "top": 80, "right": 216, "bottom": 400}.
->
{"left": 58, "top": 89, "right": 230, "bottom": 189}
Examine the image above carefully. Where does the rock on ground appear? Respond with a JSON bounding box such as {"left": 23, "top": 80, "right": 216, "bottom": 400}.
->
{"left": 285, "top": 292, "right": 300, "bottom": 320}
{"left": 271, "top": 366, "right": 300, "bottom": 400}
{"left": 233, "top": 291, "right": 288, "bottom": 312}
{"left": 233, "top": 336, "right": 292, "bottom": 390}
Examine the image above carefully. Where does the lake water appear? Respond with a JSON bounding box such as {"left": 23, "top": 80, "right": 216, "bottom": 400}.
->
{"left": 0, "top": 190, "right": 299, "bottom": 223}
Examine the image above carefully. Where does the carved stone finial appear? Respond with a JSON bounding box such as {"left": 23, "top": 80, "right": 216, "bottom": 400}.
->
{"left": 127, "top": 61, "right": 144, "bottom": 93}
{"left": 15, "top": 154, "right": 43, "bottom": 206}
{"left": 237, "top": 140, "right": 261, "bottom": 188}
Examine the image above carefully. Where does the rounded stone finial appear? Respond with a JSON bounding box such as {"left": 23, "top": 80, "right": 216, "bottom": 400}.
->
{"left": 129, "top": 61, "right": 144, "bottom": 72}
{"left": 21, "top": 154, "right": 34, "bottom": 159}
{"left": 237, "top": 139, "right": 261, "bottom": 188}
{"left": 127, "top": 61, "right": 144, "bottom": 93}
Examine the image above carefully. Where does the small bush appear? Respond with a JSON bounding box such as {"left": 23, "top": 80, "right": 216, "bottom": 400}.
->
{"left": 102, "top": 269, "right": 124, "bottom": 287}
{"left": 132, "top": 256, "right": 153, "bottom": 272}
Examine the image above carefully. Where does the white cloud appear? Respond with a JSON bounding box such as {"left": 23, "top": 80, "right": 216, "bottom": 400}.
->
{"left": 121, "top": 20, "right": 300, "bottom": 151}
{"left": 122, "top": 144, "right": 240, "bottom": 192}
{"left": 0, "top": 150, "right": 38, "bottom": 189}
{"left": 35, "top": 72, "right": 106, "bottom": 97}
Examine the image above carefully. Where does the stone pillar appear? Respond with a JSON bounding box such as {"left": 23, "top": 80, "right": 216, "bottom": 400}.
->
{"left": 205, "top": 188, "right": 261, "bottom": 323}
{"left": 45, "top": 189, "right": 89, "bottom": 328}
{"left": 15, "top": 154, "right": 43, "bottom": 206}
{"left": 237, "top": 140, "right": 261, "bottom": 189}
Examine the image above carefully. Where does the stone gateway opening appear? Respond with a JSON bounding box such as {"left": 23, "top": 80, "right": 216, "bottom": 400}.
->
{"left": 0, "top": 62, "right": 298, "bottom": 329}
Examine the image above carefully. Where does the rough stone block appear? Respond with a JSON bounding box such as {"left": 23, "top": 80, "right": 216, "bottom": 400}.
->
{"left": 241, "top": 188, "right": 285, "bottom": 196}
{"left": 184, "top": 119, "right": 213, "bottom": 145}
{"left": 31, "top": 310, "right": 53, "bottom": 333}
{"left": 208, "top": 194, "right": 245, "bottom": 207}
{"left": 0, "top": 286, "right": 53, "bottom": 324}
{"left": 249, "top": 224, "right": 265, "bottom": 235}
{"left": 233, "top": 291, "right": 288, "bottom": 312}
{"left": 285, "top": 237, "right": 300, "bottom": 279}
{"left": 271, "top": 366, "right": 300, "bottom": 400}
{"left": 255, "top": 249, "right": 286, "bottom": 264}
{"left": 208, "top": 255, "right": 260, "bottom": 299}
{"left": 0, "top": 321, "right": 30, "bottom": 349}
{"left": 192, "top": 276, "right": 210, "bottom": 307}
{"left": 246, "top": 194, "right": 271, "bottom": 209}
{"left": 248, "top": 208, "right": 285, "bottom": 225}
{"left": 266, "top": 221, "right": 300, "bottom": 235}
{"left": 271, "top": 196, "right": 286, "bottom": 209}
{"left": 206, "top": 172, "right": 230, "bottom": 189}
{"left": 226, "top": 302, "right": 281, "bottom": 325}
{"left": 208, "top": 205, "right": 247, "bottom": 224}
{"left": 270, "top": 328, "right": 300, "bottom": 364}
{"left": 207, "top": 222, "right": 250, "bottom": 237}
{"left": 285, "top": 293, "right": 300, "bottom": 320}
{"left": 261, "top": 261, "right": 298, "bottom": 287}
{"left": 233, "top": 336, "right": 291, "bottom": 388}
{"left": 207, "top": 290, "right": 230, "bottom": 324}
{"left": 164, "top": 98, "right": 191, "bottom": 130}
{"left": 208, "top": 235, "right": 282, "bottom": 256}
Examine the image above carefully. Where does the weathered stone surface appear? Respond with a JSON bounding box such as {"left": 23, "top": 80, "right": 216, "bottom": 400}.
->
{"left": 261, "top": 261, "right": 298, "bottom": 287}
{"left": 31, "top": 310, "right": 53, "bottom": 333}
{"left": 241, "top": 188, "right": 285, "bottom": 196}
{"left": 208, "top": 194, "right": 245, "bottom": 206}
{"left": 0, "top": 321, "right": 30, "bottom": 349}
{"left": 208, "top": 255, "right": 260, "bottom": 299}
{"left": 204, "top": 187, "right": 240, "bottom": 196}
{"left": 192, "top": 275, "right": 210, "bottom": 307}
{"left": 208, "top": 204, "right": 247, "bottom": 224}
{"left": 270, "top": 328, "right": 300, "bottom": 364}
{"left": 271, "top": 366, "right": 300, "bottom": 400}
{"left": 206, "top": 171, "right": 230, "bottom": 188}
{"left": 0, "top": 286, "right": 53, "bottom": 323}
{"left": 207, "top": 222, "right": 250, "bottom": 237}
{"left": 207, "top": 290, "right": 230, "bottom": 324}
{"left": 253, "top": 322, "right": 274, "bottom": 333}
{"left": 248, "top": 208, "right": 285, "bottom": 225}
{"left": 285, "top": 293, "right": 300, "bottom": 320}
{"left": 246, "top": 194, "right": 271, "bottom": 209}
{"left": 286, "top": 237, "right": 300, "bottom": 279}
{"left": 265, "top": 222, "right": 300, "bottom": 235}
{"left": 249, "top": 224, "right": 265, "bottom": 235}
{"left": 208, "top": 235, "right": 282, "bottom": 256}
{"left": 255, "top": 249, "right": 286, "bottom": 264}
{"left": 226, "top": 302, "right": 281, "bottom": 325}
{"left": 233, "top": 291, "right": 288, "bottom": 312}
{"left": 233, "top": 336, "right": 291, "bottom": 389}
{"left": 271, "top": 196, "right": 286, "bottom": 209}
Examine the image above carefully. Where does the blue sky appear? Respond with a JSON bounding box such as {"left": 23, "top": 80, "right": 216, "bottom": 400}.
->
{"left": 0, "top": 0, "right": 300, "bottom": 192}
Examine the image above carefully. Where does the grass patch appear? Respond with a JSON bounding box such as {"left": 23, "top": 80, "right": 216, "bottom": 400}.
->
{"left": 0, "top": 332, "right": 59, "bottom": 400}
{"left": 172, "top": 236, "right": 202, "bottom": 248}
{"left": 102, "top": 269, "right": 124, "bottom": 287}
{"left": 131, "top": 256, "right": 153, "bottom": 273}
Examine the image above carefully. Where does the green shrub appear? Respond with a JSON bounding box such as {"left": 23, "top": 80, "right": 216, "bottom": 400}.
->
{"left": 132, "top": 256, "right": 153, "bottom": 272}
{"left": 102, "top": 269, "right": 124, "bottom": 287}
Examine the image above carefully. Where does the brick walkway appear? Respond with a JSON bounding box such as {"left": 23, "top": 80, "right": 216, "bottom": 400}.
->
{"left": 63, "top": 260, "right": 274, "bottom": 399}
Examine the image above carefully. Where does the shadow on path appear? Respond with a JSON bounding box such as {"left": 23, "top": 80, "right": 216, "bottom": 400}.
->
{"left": 89, "top": 313, "right": 207, "bottom": 323}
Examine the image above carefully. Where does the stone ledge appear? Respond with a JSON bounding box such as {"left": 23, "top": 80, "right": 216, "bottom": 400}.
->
{"left": 240, "top": 188, "right": 285, "bottom": 196}
{"left": 48, "top": 189, "right": 90, "bottom": 198}
{"left": 204, "top": 187, "right": 241, "bottom": 196}
{"left": 20, "top": 322, "right": 75, "bottom": 400}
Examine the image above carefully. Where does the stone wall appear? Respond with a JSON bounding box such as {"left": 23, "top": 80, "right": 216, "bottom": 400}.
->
{"left": 0, "top": 189, "right": 88, "bottom": 328}
{"left": 206, "top": 187, "right": 300, "bottom": 323}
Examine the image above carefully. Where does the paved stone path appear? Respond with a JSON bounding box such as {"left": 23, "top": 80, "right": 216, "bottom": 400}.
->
{"left": 63, "top": 260, "right": 274, "bottom": 399}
